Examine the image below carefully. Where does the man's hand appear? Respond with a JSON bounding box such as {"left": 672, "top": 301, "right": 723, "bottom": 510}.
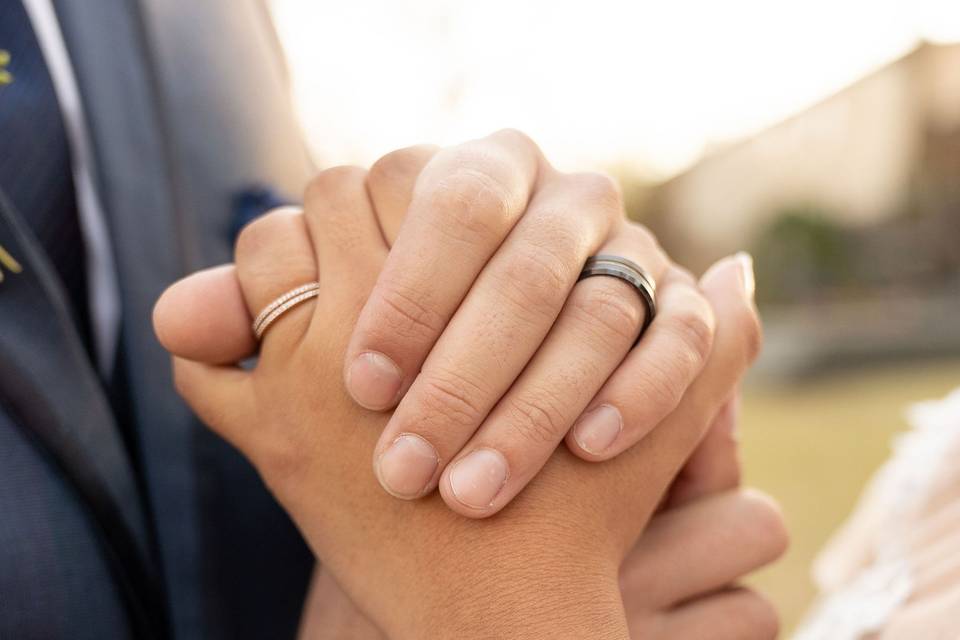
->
{"left": 340, "top": 133, "right": 717, "bottom": 515}
{"left": 153, "top": 165, "right": 767, "bottom": 638}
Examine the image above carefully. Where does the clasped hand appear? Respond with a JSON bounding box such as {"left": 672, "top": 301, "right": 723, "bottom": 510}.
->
{"left": 154, "top": 132, "right": 785, "bottom": 639}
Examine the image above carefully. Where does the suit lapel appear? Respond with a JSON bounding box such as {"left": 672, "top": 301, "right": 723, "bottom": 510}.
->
{"left": 52, "top": 0, "right": 318, "bottom": 634}
{"left": 51, "top": 1, "right": 207, "bottom": 634}
{"left": 0, "top": 191, "right": 164, "bottom": 635}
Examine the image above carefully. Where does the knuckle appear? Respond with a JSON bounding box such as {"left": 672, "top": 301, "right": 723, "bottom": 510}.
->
{"left": 373, "top": 280, "right": 446, "bottom": 342}
{"left": 496, "top": 247, "right": 571, "bottom": 317}
{"left": 427, "top": 164, "right": 516, "bottom": 243}
{"left": 304, "top": 165, "right": 368, "bottom": 206}
{"left": 487, "top": 128, "right": 546, "bottom": 168}
{"left": 369, "top": 145, "right": 432, "bottom": 185}
{"left": 571, "top": 171, "right": 624, "bottom": 216}
{"left": 417, "top": 370, "right": 487, "bottom": 429}
{"left": 233, "top": 209, "right": 315, "bottom": 288}
{"left": 623, "top": 221, "right": 664, "bottom": 257}
{"left": 504, "top": 390, "right": 569, "bottom": 445}
{"left": 234, "top": 208, "right": 291, "bottom": 261}
{"left": 633, "top": 360, "right": 686, "bottom": 416}
{"left": 663, "top": 295, "right": 716, "bottom": 368}
{"left": 490, "top": 127, "right": 537, "bottom": 150}
{"left": 529, "top": 216, "right": 584, "bottom": 260}
{"left": 569, "top": 280, "right": 643, "bottom": 347}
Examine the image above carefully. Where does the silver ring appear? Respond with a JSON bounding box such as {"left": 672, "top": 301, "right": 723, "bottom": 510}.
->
{"left": 578, "top": 255, "right": 657, "bottom": 340}
{"left": 253, "top": 282, "right": 321, "bottom": 340}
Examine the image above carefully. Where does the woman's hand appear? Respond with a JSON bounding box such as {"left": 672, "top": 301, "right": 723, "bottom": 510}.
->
{"left": 297, "top": 489, "right": 787, "bottom": 640}
{"left": 154, "top": 166, "right": 766, "bottom": 638}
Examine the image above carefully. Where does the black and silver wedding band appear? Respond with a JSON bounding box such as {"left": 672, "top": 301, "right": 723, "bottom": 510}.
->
{"left": 578, "top": 254, "right": 657, "bottom": 341}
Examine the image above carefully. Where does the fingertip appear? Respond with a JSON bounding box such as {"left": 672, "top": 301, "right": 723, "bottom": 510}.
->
{"left": 153, "top": 284, "right": 177, "bottom": 352}
{"left": 565, "top": 404, "right": 626, "bottom": 462}
{"left": 564, "top": 433, "right": 619, "bottom": 463}
{"left": 344, "top": 350, "right": 404, "bottom": 411}
{"left": 739, "top": 488, "right": 790, "bottom": 560}
{"left": 698, "top": 254, "right": 763, "bottom": 364}
{"left": 373, "top": 432, "right": 440, "bottom": 500}
{"left": 437, "top": 450, "right": 510, "bottom": 519}
{"left": 153, "top": 265, "right": 257, "bottom": 364}
{"left": 699, "top": 253, "right": 755, "bottom": 306}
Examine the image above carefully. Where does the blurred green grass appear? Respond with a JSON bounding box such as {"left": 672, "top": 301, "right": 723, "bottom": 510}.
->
{"left": 739, "top": 359, "right": 960, "bottom": 634}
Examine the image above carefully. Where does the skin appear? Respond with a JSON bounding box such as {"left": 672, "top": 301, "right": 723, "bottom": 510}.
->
{"left": 155, "top": 137, "right": 732, "bottom": 518}
{"left": 298, "top": 489, "right": 787, "bottom": 639}
{"left": 154, "top": 164, "right": 781, "bottom": 639}
{"left": 336, "top": 132, "right": 718, "bottom": 515}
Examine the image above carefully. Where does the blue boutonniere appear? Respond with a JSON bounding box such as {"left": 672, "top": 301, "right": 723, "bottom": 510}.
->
{"left": 0, "top": 50, "right": 12, "bottom": 86}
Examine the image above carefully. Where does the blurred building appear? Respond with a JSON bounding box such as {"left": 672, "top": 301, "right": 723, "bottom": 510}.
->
{"left": 648, "top": 41, "right": 960, "bottom": 276}
{"left": 643, "top": 42, "right": 960, "bottom": 377}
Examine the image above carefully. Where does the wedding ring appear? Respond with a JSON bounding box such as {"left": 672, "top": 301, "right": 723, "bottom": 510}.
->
{"left": 253, "top": 282, "right": 321, "bottom": 340}
{"left": 578, "top": 255, "right": 657, "bottom": 339}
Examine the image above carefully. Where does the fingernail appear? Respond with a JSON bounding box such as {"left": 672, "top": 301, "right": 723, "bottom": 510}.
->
{"left": 376, "top": 434, "right": 439, "bottom": 499}
{"left": 448, "top": 448, "right": 509, "bottom": 509}
{"left": 347, "top": 351, "right": 403, "bottom": 410}
{"left": 734, "top": 252, "right": 755, "bottom": 300}
{"left": 573, "top": 404, "right": 623, "bottom": 454}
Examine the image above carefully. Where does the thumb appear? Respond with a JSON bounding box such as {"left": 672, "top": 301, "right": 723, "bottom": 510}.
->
{"left": 153, "top": 264, "right": 256, "bottom": 364}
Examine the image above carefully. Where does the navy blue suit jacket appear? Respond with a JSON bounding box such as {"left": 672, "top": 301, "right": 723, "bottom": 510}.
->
{"left": 0, "top": 1, "right": 315, "bottom": 637}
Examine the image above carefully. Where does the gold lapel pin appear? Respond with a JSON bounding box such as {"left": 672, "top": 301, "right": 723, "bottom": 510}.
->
{"left": 0, "top": 243, "right": 23, "bottom": 282}
{"left": 0, "top": 50, "right": 11, "bottom": 86}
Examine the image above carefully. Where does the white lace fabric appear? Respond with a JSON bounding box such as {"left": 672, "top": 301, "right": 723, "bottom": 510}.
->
{"left": 793, "top": 387, "right": 960, "bottom": 640}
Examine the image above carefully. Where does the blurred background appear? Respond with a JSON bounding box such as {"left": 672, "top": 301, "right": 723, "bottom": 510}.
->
{"left": 266, "top": 0, "right": 960, "bottom": 632}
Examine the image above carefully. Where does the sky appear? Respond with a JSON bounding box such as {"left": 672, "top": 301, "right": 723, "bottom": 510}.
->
{"left": 269, "top": 0, "right": 960, "bottom": 179}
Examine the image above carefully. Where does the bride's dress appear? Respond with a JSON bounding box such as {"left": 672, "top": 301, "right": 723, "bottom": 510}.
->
{"left": 793, "top": 387, "right": 960, "bottom": 639}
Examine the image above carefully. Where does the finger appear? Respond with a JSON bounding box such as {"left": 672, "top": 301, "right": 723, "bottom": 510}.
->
{"left": 620, "top": 490, "right": 788, "bottom": 609}
{"left": 590, "top": 251, "right": 762, "bottom": 558}
{"left": 343, "top": 129, "right": 544, "bottom": 412}
{"left": 234, "top": 207, "right": 319, "bottom": 350}
{"left": 366, "top": 144, "right": 440, "bottom": 246}
{"left": 651, "top": 588, "right": 779, "bottom": 640}
{"left": 666, "top": 392, "right": 741, "bottom": 507}
{"left": 153, "top": 264, "right": 256, "bottom": 364}
{"left": 372, "top": 172, "right": 625, "bottom": 502}
{"left": 301, "top": 165, "right": 387, "bottom": 296}
{"left": 172, "top": 357, "right": 256, "bottom": 452}
{"left": 657, "top": 254, "right": 757, "bottom": 507}
{"left": 433, "top": 223, "right": 664, "bottom": 516}
{"left": 565, "top": 264, "right": 715, "bottom": 461}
